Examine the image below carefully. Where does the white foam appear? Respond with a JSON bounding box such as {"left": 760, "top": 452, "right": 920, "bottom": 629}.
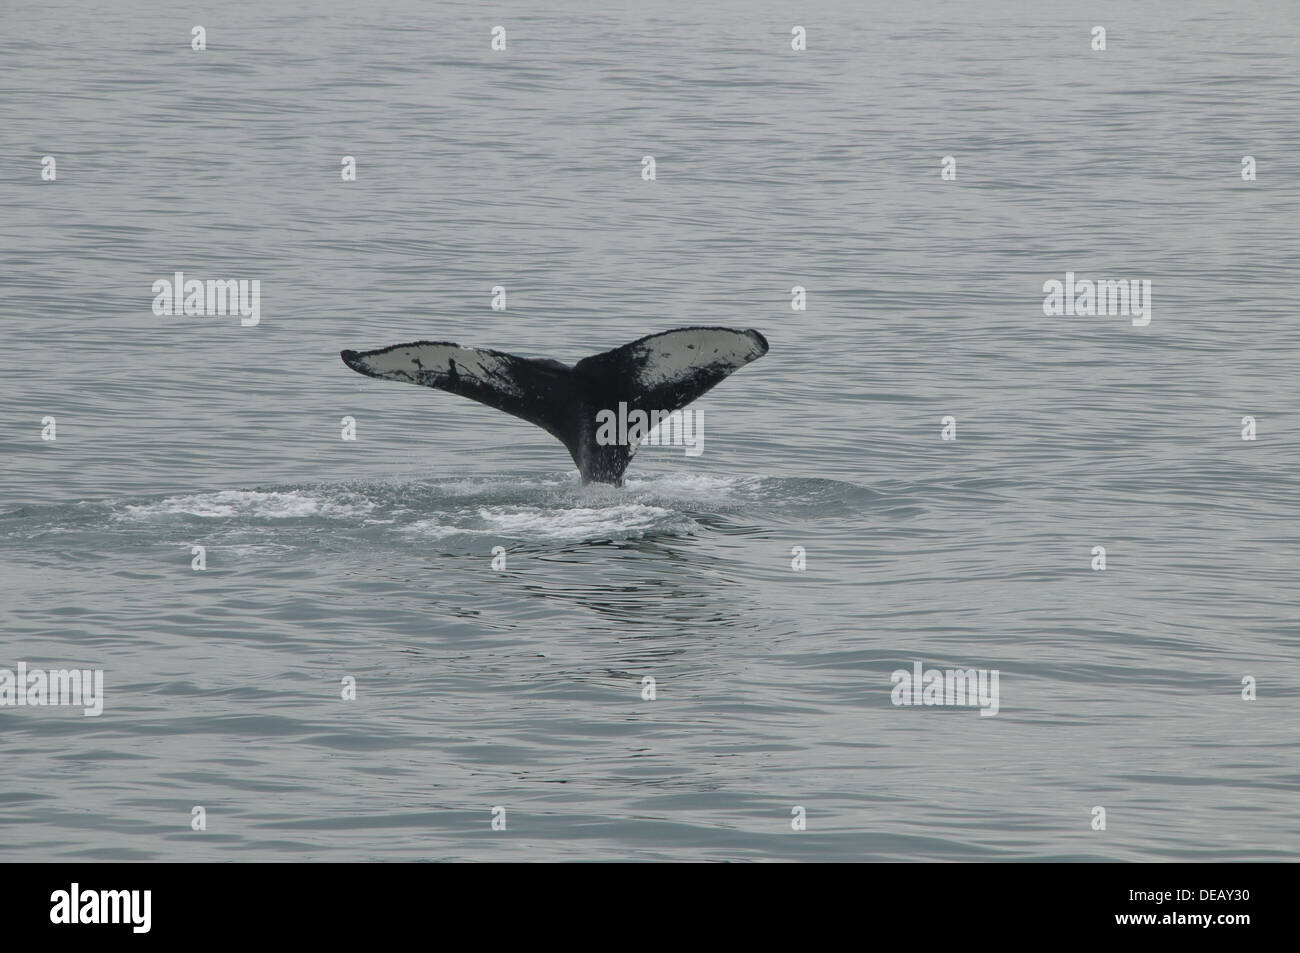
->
{"left": 477, "top": 503, "right": 672, "bottom": 539}
{"left": 118, "top": 490, "right": 375, "bottom": 520}
{"left": 433, "top": 474, "right": 572, "bottom": 497}
{"left": 399, "top": 501, "right": 682, "bottom": 541}
{"left": 621, "top": 473, "right": 747, "bottom": 497}
{"left": 400, "top": 519, "right": 468, "bottom": 540}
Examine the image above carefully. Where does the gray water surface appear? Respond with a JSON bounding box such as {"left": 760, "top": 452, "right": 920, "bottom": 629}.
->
{"left": 1, "top": 0, "right": 1298, "bottom": 861}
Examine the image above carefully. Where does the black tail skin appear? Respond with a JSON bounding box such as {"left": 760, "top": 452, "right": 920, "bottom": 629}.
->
{"left": 341, "top": 326, "right": 768, "bottom": 486}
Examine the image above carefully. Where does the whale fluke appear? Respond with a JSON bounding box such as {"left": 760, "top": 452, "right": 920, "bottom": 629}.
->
{"left": 341, "top": 326, "right": 768, "bottom": 486}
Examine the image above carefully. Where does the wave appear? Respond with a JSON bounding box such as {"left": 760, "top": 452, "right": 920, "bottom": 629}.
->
{"left": 0, "top": 472, "right": 891, "bottom": 551}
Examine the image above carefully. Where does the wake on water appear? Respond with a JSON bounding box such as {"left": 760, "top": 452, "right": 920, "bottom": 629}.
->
{"left": 1, "top": 474, "right": 889, "bottom": 554}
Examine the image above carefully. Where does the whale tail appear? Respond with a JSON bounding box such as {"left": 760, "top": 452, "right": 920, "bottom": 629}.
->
{"left": 340, "top": 326, "right": 769, "bottom": 486}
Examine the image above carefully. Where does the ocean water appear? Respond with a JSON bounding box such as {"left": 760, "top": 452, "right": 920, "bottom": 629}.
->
{"left": 1, "top": 0, "right": 1298, "bottom": 861}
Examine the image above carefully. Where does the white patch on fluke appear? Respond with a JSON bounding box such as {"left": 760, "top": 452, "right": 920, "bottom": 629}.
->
{"left": 631, "top": 328, "right": 765, "bottom": 389}
{"left": 356, "top": 344, "right": 523, "bottom": 397}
